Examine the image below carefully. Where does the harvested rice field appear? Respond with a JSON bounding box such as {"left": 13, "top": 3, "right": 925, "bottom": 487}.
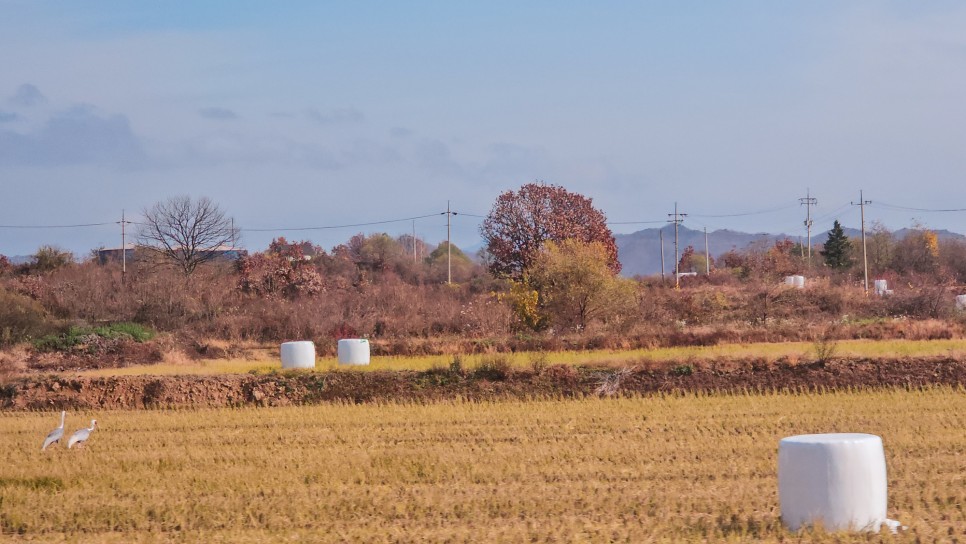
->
{"left": 1, "top": 387, "right": 965, "bottom": 542}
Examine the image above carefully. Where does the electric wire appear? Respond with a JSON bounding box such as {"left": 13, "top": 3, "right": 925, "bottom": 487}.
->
{"left": 872, "top": 201, "right": 966, "bottom": 213}
{"left": 689, "top": 203, "right": 798, "bottom": 218}
{"left": 608, "top": 220, "right": 668, "bottom": 225}
{"left": 240, "top": 213, "right": 442, "bottom": 232}
{"left": 0, "top": 221, "right": 116, "bottom": 229}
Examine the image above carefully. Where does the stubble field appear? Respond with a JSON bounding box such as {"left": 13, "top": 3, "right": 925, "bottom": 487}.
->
{"left": 1, "top": 388, "right": 964, "bottom": 543}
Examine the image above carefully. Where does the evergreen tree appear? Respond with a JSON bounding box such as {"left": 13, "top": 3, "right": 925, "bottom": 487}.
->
{"left": 822, "top": 220, "right": 853, "bottom": 269}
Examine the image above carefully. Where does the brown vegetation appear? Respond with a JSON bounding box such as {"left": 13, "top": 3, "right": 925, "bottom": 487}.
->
{"left": 3, "top": 220, "right": 966, "bottom": 369}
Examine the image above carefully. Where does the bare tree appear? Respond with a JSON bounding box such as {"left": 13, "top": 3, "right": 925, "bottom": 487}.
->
{"left": 138, "top": 196, "right": 239, "bottom": 275}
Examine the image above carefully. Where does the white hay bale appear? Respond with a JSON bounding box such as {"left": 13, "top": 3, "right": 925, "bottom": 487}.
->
{"left": 874, "top": 280, "right": 888, "bottom": 296}
{"left": 338, "top": 338, "right": 370, "bottom": 365}
{"left": 280, "top": 341, "right": 316, "bottom": 369}
{"left": 779, "top": 433, "right": 898, "bottom": 532}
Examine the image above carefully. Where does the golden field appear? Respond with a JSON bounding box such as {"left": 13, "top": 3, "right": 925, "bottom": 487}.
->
{"left": 78, "top": 337, "right": 966, "bottom": 377}
{"left": 1, "top": 388, "right": 965, "bottom": 543}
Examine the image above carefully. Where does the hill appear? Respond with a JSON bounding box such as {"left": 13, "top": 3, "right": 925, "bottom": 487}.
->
{"left": 615, "top": 225, "right": 966, "bottom": 277}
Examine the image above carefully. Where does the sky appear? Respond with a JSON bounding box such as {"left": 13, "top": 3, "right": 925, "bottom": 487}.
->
{"left": 3, "top": 1, "right": 966, "bottom": 258}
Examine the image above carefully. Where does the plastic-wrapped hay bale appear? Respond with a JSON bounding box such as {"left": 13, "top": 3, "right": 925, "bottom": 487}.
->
{"left": 779, "top": 433, "right": 899, "bottom": 532}
{"left": 956, "top": 294, "right": 966, "bottom": 311}
{"left": 338, "top": 339, "right": 370, "bottom": 365}
{"left": 784, "top": 276, "right": 796, "bottom": 286}
{"left": 280, "top": 341, "right": 316, "bottom": 369}
{"left": 793, "top": 275, "right": 806, "bottom": 288}
{"left": 874, "top": 279, "right": 888, "bottom": 296}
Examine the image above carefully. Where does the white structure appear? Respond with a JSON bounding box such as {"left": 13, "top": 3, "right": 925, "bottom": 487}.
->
{"left": 280, "top": 341, "right": 316, "bottom": 369}
{"left": 874, "top": 279, "right": 888, "bottom": 296}
{"left": 338, "top": 338, "right": 371, "bottom": 365}
{"left": 779, "top": 433, "right": 899, "bottom": 532}
{"left": 784, "top": 275, "right": 806, "bottom": 289}
{"left": 956, "top": 295, "right": 966, "bottom": 311}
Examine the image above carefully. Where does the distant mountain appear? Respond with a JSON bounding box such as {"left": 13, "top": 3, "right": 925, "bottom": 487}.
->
{"left": 5, "top": 255, "right": 31, "bottom": 265}
{"left": 615, "top": 225, "right": 966, "bottom": 277}
{"left": 615, "top": 225, "right": 796, "bottom": 277}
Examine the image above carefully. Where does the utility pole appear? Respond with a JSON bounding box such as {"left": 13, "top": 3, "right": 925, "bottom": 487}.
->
{"left": 799, "top": 189, "right": 817, "bottom": 265}
{"left": 659, "top": 229, "right": 666, "bottom": 283}
{"left": 118, "top": 210, "right": 133, "bottom": 283}
{"left": 704, "top": 226, "right": 710, "bottom": 275}
{"left": 668, "top": 203, "right": 687, "bottom": 288}
{"left": 852, "top": 190, "right": 872, "bottom": 294}
{"left": 447, "top": 201, "right": 451, "bottom": 284}
{"left": 412, "top": 220, "right": 417, "bottom": 265}
{"left": 443, "top": 202, "right": 458, "bottom": 284}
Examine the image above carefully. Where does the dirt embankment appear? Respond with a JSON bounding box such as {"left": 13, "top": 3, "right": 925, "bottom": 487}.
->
{"left": 2, "top": 357, "right": 966, "bottom": 410}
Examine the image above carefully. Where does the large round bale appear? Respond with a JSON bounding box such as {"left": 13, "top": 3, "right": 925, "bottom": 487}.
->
{"left": 280, "top": 341, "right": 316, "bottom": 369}
{"left": 778, "top": 433, "right": 898, "bottom": 532}
{"left": 338, "top": 338, "right": 370, "bottom": 365}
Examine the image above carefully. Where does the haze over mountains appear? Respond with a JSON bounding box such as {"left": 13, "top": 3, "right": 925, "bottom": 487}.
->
{"left": 615, "top": 225, "right": 966, "bottom": 277}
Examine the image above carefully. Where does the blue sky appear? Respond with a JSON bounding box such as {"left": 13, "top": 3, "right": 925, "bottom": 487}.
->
{"left": 3, "top": 2, "right": 966, "bottom": 257}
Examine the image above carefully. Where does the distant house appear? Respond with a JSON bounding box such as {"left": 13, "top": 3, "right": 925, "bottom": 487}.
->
{"left": 200, "top": 245, "right": 249, "bottom": 261}
{"left": 96, "top": 245, "right": 247, "bottom": 265}
{"left": 96, "top": 245, "right": 136, "bottom": 265}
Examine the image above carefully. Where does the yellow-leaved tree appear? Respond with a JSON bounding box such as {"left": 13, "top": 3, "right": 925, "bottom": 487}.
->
{"left": 526, "top": 239, "right": 637, "bottom": 332}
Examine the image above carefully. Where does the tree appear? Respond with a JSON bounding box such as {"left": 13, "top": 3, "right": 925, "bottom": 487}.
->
{"left": 527, "top": 239, "right": 636, "bottom": 331}
{"left": 480, "top": 182, "right": 619, "bottom": 279}
{"left": 28, "top": 246, "right": 74, "bottom": 274}
{"left": 822, "top": 220, "right": 853, "bottom": 270}
{"left": 892, "top": 222, "right": 939, "bottom": 275}
{"left": 678, "top": 246, "right": 696, "bottom": 273}
{"left": 237, "top": 238, "right": 323, "bottom": 299}
{"left": 138, "top": 196, "right": 239, "bottom": 276}
{"left": 867, "top": 221, "right": 895, "bottom": 275}
{"left": 427, "top": 241, "right": 475, "bottom": 283}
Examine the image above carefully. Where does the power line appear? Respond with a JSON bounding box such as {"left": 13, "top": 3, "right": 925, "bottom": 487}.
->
{"left": 811, "top": 203, "right": 855, "bottom": 224}
{"left": 689, "top": 203, "right": 798, "bottom": 218}
{"left": 0, "top": 221, "right": 116, "bottom": 229}
{"left": 240, "top": 213, "right": 442, "bottom": 232}
{"left": 873, "top": 201, "right": 966, "bottom": 213}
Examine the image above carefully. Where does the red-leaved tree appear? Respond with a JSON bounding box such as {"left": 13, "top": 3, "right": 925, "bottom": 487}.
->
{"left": 480, "top": 183, "right": 620, "bottom": 278}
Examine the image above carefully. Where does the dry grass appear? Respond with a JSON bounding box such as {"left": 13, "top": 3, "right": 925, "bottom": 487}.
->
{"left": 73, "top": 338, "right": 966, "bottom": 377}
{"left": 0, "top": 388, "right": 964, "bottom": 542}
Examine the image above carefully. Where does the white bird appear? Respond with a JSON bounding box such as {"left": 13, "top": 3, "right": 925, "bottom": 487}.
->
{"left": 67, "top": 419, "right": 96, "bottom": 449}
{"left": 42, "top": 411, "right": 66, "bottom": 450}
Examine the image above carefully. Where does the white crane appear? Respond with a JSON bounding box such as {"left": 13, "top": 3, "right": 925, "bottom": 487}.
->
{"left": 41, "top": 411, "right": 66, "bottom": 450}
{"left": 68, "top": 419, "right": 97, "bottom": 449}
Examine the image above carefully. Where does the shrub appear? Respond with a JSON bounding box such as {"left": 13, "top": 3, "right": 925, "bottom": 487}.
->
{"left": 449, "top": 355, "right": 465, "bottom": 376}
{"left": 33, "top": 322, "right": 154, "bottom": 352}
{"left": 670, "top": 364, "right": 694, "bottom": 376}
{"left": 474, "top": 355, "right": 512, "bottom": 380}
{"left": 0, "top": 289, "right": 55, "bottom": 346}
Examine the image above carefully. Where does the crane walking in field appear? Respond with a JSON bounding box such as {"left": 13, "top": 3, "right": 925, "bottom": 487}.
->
{"left": 41, "top": 411, "right": 66, "bottom": 450}
{"left": 68, "top": 419, "right": 97, "bottom": 449}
